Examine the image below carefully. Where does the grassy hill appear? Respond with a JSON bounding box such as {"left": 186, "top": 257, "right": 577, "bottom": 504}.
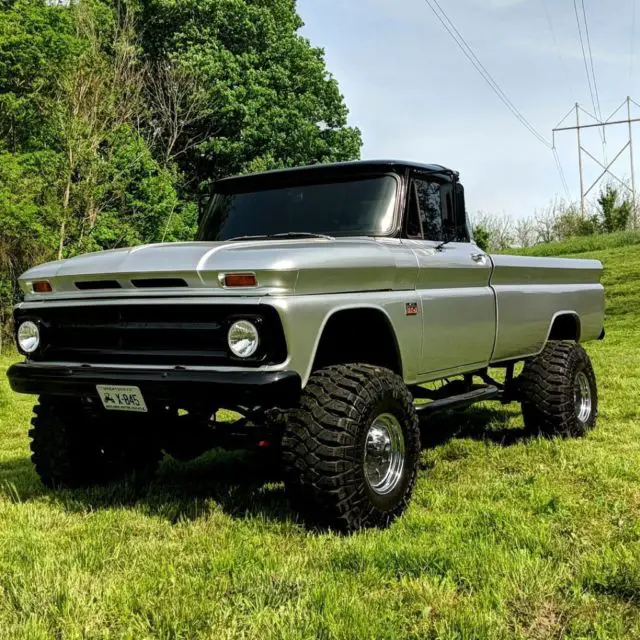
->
{"left": 505, "top": 229, "right": 640, "bottom": 257}
{"left": 0, "top": 239, "right": 639, "bottom": 638}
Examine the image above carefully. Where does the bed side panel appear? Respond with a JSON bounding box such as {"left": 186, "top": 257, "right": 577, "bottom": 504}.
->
{"left": 490, "top": 255, "right": 604, "bottom": 362}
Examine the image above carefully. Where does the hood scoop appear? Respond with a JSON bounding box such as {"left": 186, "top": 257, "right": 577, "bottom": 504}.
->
{"left": 75, "top": 280, "right": 122, "bottom": 290}
{"left": 74, "top": 278, "right": 189, "bottom": 291}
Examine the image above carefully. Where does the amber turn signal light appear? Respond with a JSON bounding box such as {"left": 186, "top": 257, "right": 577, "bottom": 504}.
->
{"left": 32, "top": 281, "right": 53, "bottom": 293}
{"left": 222, "top": 273, "right": 257, "bottom": 288}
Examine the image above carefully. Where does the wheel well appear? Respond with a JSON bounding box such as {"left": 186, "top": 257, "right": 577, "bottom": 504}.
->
{"left": 548, "top": 313, "right": 581, "bottom": 342}
{"left": 312, "top": 309, "right": 403, "bottom": 375}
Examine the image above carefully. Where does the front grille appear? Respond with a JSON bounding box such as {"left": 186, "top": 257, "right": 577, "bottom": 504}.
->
{"left": 15, "top": 304, "right": 287, "bottom": 367}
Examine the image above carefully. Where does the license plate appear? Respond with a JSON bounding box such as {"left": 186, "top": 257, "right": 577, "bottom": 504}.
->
{"left": 96, "top": 385, "right": 148, "bottom": 413}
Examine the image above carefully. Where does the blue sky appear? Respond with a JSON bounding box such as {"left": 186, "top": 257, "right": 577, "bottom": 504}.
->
{"left": 297, "top": 0, "right": 639, "bottom": 221}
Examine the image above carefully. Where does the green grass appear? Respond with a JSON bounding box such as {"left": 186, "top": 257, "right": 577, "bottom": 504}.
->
{"left": 1, "top": 243, "right": 640, "bottom": 639}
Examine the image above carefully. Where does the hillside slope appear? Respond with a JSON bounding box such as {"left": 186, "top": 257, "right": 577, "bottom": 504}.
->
{"left": 505, "top": 229, "right": 640, "bottom": 257}
{"left": 0, "top": 243, "right": 639, "bottom": 639}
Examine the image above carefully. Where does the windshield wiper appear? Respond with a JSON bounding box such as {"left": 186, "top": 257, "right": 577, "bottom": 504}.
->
{"left": 435, "top": 239, "right": 452, "bottom": 251}
{"left": 227, "top": 232, "right": 334, "bottom": 242}
{"left": 226, "top": 235, "right": 271, "bottom": 242}
{"left": 271, "top": 232, "right": 334, "bottom": 240}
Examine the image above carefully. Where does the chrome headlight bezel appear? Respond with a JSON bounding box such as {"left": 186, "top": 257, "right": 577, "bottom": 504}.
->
{"left": 227, "top": 320, "right": 260, "bottom": 358}
{"left": 17, "top": 320, "right": 40, "bottom": 354}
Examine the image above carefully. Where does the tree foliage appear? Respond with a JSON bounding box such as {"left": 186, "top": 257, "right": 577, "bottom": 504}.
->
{"left": 553, "top": 207, "right": 599, "bottom": 240}
{"left": 472, "top": 212, "right": 513, "bottom": 251}
{"left": 598, "top": 184, "right": 632, "bottom": 234}
{"left": 472, "top": 224, "right": 490, "bottom": 252}
{"left": 139, "top": 0, "right": 362, "bottom": 200}
{"left": 475, "top": 186, "right": 636, "bottom": 253}
{"left": 0, "top": 0, "right": 361, "bottom": 339}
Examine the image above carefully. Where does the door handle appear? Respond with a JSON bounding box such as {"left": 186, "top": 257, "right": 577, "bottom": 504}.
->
{"left": 471, "top": 253, "right": 488, "bottom": 264}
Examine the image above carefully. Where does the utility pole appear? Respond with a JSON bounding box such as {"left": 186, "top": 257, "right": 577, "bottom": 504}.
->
{"left": 628, "top": 97, "right": 637, "bottom": 218}
{"left": 553, "top": 98, "right": 640, "bottom": 228}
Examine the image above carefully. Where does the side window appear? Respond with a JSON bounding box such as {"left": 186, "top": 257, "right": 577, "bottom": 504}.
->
{"left": 440, "top": 181, "right": 469, "bottom": 242}
{"left": 413, "top": 178, "right": 444, "bottom": 241}
{"left": 409, "top": 177, "right": 470, "bottom": 242}
{"left": 441, "top": 183, "right": 465, "bottom": 242}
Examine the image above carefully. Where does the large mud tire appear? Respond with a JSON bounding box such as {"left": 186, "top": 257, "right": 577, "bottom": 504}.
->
{"left": 30, "top": 396, "right": 163, "bottom": 489}
{"left": 281, "top": 364, "right": 420, "bottom": 532}
{"left": 520, "top": 341, "right": 598, "bottom": 438}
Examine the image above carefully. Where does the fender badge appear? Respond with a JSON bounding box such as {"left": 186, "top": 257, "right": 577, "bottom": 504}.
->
{"left": 406, "top": 302, "right": 419, "bottom": 316}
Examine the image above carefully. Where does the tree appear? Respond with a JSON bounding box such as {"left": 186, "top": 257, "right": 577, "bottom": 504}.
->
{"left": 47, "top": 0, "right": 160, "bottom": 257}
{"left": 145, "top": 61, "right": 215, "bottom": 168}
{"left": 0, "top": 0, "right": 363, "bottom": 338}
{"left": 472, "top": 224, "right": 490, "bottom": 251}
{"left": 554, "top": 208, "right": 599, "bottom": 240}
{"left": 514, "top": 217, "right": 535, "bottom": 248}
{"left": 0, "top": 151, "right": 62, "bottom": 343}
{"left": 472, "top": 211, "right": 513, "bottom": 251}
{"left": 0, "top": 0, "right": 183, "bottom": 337}
{"left": 139, "top": 0, "right": 362, "bottom": 205}
{"left": 598, "top": 184, "right": 632, "bottom": 233}
{"left": 0, "top": 0, "right": 82, "bottom": 151}
{"left": 534, "top": 199, "right": 561, "bottom": 244}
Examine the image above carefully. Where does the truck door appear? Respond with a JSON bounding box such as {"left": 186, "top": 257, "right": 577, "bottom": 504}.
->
{"left": 403, "top": 173, "right": 496, "bottom": 375}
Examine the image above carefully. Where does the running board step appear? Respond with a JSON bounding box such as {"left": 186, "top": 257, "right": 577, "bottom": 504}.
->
{"left": 415, "top": 385, "right": 500, "bottom": 415}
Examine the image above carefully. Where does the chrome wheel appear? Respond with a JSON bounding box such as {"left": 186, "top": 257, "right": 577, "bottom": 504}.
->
{"left": 574, "top": 371, "right": 592, "bottom": 423}
{"left": 364, "top": 413, "right": 405, "bottom": 496}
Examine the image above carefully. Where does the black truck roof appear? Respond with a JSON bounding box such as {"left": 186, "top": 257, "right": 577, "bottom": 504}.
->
{"left": 216, "top": 160, "right": 459, "bottom": 190}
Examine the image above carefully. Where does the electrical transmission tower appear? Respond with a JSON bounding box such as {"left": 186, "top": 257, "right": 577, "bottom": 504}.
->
{"left": 553, "top": 97, "right": 640, "bottom": 227}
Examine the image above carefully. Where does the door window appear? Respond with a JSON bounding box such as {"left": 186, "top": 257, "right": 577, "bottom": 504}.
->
{"left": 408, "top": 177, "right": 469, "bottom": 242}
{"left": 414, "top": 180, "right": 444, "bottom": 241}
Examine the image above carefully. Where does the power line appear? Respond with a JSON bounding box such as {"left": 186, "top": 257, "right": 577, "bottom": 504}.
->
{"left": 552, "top": 110, "right": 574, "bottom": 201}
{"left": 631, "top": 0, "right": 637, "bottom": 92}
{"left": 571, "top": 0, "right": 597, "bottom": 114}
{"left": 578, "top": 104, "right": 600, "bottom": 123}
{"left": 553, "top": 146, "right": 573, "bottom": 201}
{"left": 581, "top": 0, "right": 603, "bottom": 122}
{"left": 421, "top": 0, "right": 551, "bottom": 148}
{"left": 581, "top": 0, "right": 606, "bottom": 157}
{"left": 421, "top": 0, "right": 576, "bottom": 201}
{"left": 572, "top": 0, "right": 606, "bottom": 155}
{"left": 540, "top": 0, "right": 574, "bottom": 102}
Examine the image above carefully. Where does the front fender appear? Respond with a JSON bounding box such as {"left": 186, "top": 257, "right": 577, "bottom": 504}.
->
{"left": 268, "top": 292, "right": 422, "bottom": 387}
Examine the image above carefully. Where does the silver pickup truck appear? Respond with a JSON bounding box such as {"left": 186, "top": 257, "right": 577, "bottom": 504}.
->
{"left": 7, "top": 160, "right": 605, "bottom": 532}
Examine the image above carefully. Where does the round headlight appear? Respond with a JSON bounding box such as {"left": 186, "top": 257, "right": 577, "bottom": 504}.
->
{"left": 228, "top": 320, "right": 259, "bottom": 358}
{"left": 17, "top": 321, "right": 40, "bottom": 354}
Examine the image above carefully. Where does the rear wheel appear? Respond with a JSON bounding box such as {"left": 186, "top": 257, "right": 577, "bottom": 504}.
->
{"left": 30, "top": 396, "right": 163, "bottom": 489}
{"left": 520, "top": 341, "right": 598, "bottom": 437}
{"left": 281, "top": 364, "right": 420, "bottom": 532}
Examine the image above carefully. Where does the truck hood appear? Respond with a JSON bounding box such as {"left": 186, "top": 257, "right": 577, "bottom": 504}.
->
{"left": 19, "top": 237, "right": 418, "bottom": 300}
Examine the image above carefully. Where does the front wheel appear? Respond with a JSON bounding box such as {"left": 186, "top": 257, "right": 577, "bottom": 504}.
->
{"left": 30, "top": 396, "right": 163, "bottom": 489}
{"left": 281, "top": 364, "right": 420, "bottom": 532}
{"left": 520, "top": 341, "right": 598, "bottom": 437}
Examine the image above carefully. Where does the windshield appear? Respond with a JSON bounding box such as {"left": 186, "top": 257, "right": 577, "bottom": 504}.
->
{"left": 197, "top": 175, "right": 398, "bottom": 241}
